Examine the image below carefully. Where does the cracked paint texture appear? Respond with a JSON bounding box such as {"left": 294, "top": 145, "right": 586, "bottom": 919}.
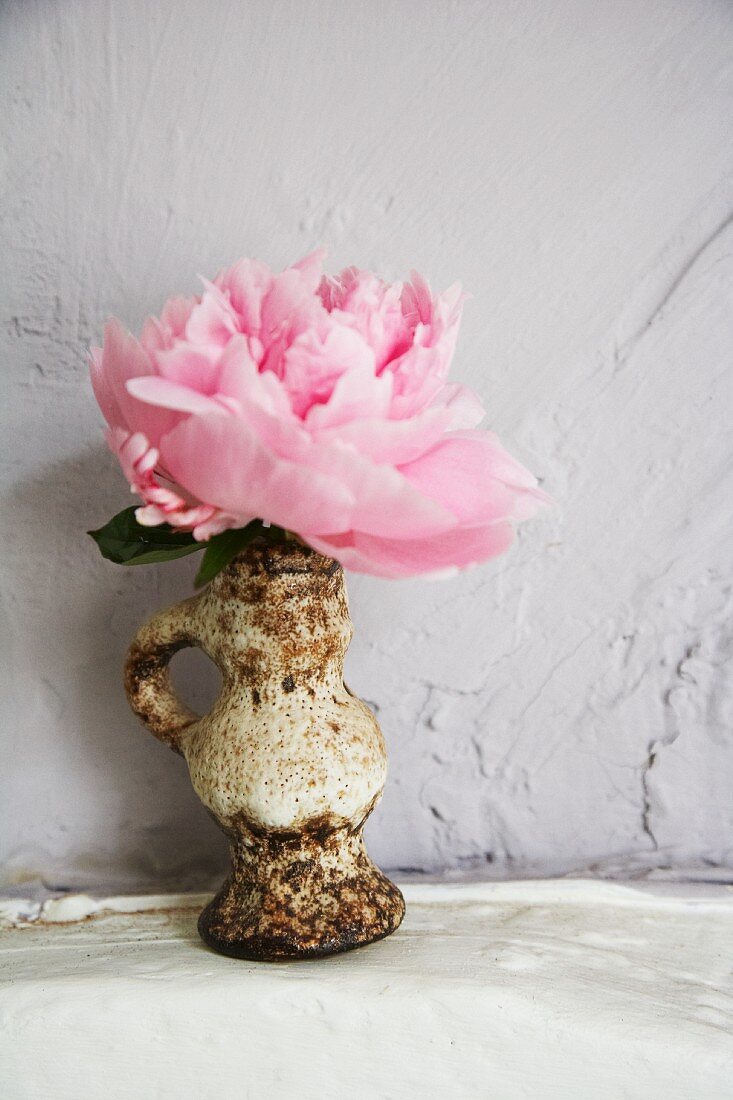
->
{"left": 1, "top": 0, "right": 731, "bottom": 889}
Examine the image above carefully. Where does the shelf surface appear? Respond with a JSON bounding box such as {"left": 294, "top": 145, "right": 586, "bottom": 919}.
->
{"left": 1, "top": 880, "right": 732, "bottom": 1099}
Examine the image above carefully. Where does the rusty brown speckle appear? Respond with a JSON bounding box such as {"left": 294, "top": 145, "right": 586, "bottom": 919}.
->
{"left": 198, "top": 814, "right": 404, "bottom": 960}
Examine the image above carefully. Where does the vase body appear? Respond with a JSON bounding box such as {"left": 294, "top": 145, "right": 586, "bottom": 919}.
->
{"left": 124, "top": 543, "right": 405, "bottom": 960}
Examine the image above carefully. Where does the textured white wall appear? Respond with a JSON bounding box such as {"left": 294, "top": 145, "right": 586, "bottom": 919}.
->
{"left": 1, "top": 0, "right": 731, "bottom": 890}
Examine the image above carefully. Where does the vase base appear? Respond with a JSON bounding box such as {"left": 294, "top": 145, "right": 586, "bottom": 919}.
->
{"left": 197, "top": 824, "right": 405, "bottom": 961}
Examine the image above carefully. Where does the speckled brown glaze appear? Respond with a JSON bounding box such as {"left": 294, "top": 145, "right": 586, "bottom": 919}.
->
{"left": 124, "top": 542, "right": 405, "bottom": 960}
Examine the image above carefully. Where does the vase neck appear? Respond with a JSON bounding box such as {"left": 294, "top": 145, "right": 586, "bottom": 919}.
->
{"left": 204, "top": 543, "right": 351, "bottom": 689}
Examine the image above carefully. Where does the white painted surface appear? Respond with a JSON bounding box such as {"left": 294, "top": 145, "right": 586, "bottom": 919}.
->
{"left": 2, "top": 882, "right": 732, "bottom": 1099}
{"left": 1, "top": 1, "right": 732, "bottom": 888}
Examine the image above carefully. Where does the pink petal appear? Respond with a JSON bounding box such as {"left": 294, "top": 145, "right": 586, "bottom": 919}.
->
{"left": 401, "top": 270, "right": 433, "bottom": 326}
{"left": 260, "top": 268, "right": 322, "bottom": 339}
{"left": 304, "top": 361, "right": 389, "bottom": 431}
{"left": 288, "top": 438, "right": 455, "bottom": 539}
{"left": 400, "top": 432, "right": 549, "bottom": 526}
{"left": 125, "top": 377, "right": 227, "bottom": 417}
{"left": 325, "top": 272, "right": 412, "bottom": 370}
{"left": 154, "top": 343, "right": 222, "bottom": 393}
{"left": 157, "top": 402, "right": 454, "bottom": 541}
{"left": 309, "top": 522, "right": 516, "bottom": 579}
{"left": 243, "top": 415, "right": 456, "bottom": 539}
{"left": 139, "top": 318, "right": 166, "bottom": 354}
{"left": 311, "top": 406, "right": 452, "bottom": 464}
{"left": 185, "top": 290, "right": 239, "bottom": 347}
{"left": 290, "top": 247, "right": 327, "bottom": 288}
{"left": 215, "top": 259, "right": 272, "bottom": 333}
{"left": 216, "top": 335, "right": 295, "bottom": 420}
{"left": 430, "top": 383, "right": 485, "bottom": 429}
{"left": 96, "top": 319, "right": 178, "bottom": 444}
{"left": 89, "top": 346, "right": 120, "bottom": 428}
{"left": 464, "top": 430, "right": 545, "bottom": 491}
{"left": 159, "top": 414, "right": 356, "bottom": 535}
{"left": 160, "top": 296, "right": 199, "bottom": 338}
{"left": 387, "top": 345, "right": 448, "bottom": 419}
{"left": 283, "top": 324, "right": 374, "bottom": 419}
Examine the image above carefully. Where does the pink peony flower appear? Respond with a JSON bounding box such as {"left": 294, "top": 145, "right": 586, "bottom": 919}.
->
{"left": 90, "top": 250, "right": 550, "bottom": 578}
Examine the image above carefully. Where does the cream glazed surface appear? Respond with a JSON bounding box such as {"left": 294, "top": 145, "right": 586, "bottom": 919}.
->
{"left": 124, "top": 542, "right": 404, "bottom": 959}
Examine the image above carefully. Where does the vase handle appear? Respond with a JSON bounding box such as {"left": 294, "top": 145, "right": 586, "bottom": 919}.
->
{"left": 124, "top": 594, "right": 206, "bottom": 754}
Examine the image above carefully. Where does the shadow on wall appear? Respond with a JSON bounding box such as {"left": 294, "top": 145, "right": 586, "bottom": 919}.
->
{"left": 3, "top": 444, "right": 228, "bottom": 891}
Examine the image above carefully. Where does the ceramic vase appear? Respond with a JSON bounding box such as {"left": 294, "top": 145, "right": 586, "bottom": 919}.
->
{"left": 124, "top": 542, "right": 405, "bottom": 960}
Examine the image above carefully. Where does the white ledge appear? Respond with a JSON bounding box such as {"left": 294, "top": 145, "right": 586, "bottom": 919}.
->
{"left": 2, "top": 881, "right": 732, "bottom": 1099}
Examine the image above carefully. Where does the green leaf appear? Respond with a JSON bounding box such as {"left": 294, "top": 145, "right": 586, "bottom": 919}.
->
{"left": 89, "top": 508, "right": 292, "bottom": 582}
{"left": 88, "top": 507, "right": 203, "bottom": 567}
{"left": 194, "top": 521, "right": 287, "bottom": 587}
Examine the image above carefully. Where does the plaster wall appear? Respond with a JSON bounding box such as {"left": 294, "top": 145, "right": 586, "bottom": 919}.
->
{"left": 1, "top": 0, "right": 731, "bottom": 888}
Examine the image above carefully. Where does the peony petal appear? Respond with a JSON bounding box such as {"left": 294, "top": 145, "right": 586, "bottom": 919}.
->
{"left": 286, "top": 437, "right": 455, "bottom": 539}
{"left": 159, "top": 413, "right": 356, "bottom": 535}
{"left": 216, "top": 335, "right": 295, "bottom": 420}
{"left": 125, "top": 377, "right": 228, "bottom": 417}
{"left": 185, "top": 290, "right": 239, "bottom": 347}
{"left": 311, "top": 406, "right": 453, "bottom": 464}
{"left": 96, "top": 319, "right": 178, "bottom": 444}
{"left": 462, "top": 430, "right": 545, "bottom": 491}
{"left": 89, "top": 346, "right": 121, "bottom": 428}
{"left": 159, "top": 296, "right": 199, "bottom": 338}
{"left": 215, "top": 258, "right": 272, "bottom": 333}
{"left": 153, "top": 342, "right": 222, "bottom": 393}
{"left": 430, "top": 383, "right": 485, "bottom": 429}
{"left": 235, "top": 411, "right": 456, "bottom": 539}
{"left": 283, "top": 324, "right": 374, "bottom": 419}
{"left": 304, "top": 360, "right": 389, "bottom": 431}
{"left": 401, "top": 270, "right": 433, "bottom": 326}
{"left": 323, "top": 271, "right": 412, "bottom": 370}
{"left": 400, "top": 432, "right": 550, "bottom": 526}
{"left": 140, "top": 318, "right": 166, "bottom": 354}
{"left": 290, "top": 247, "right": 327, "bottom": 288}
{"left": 387, "top": 345, "right": 448, "bottom": 419}
{"left": 309, "top": 521, "right": 516, "bottom": 579}
{"left": 260, "top": 268, "right": 324, "bottom": 340}
{"left": 158, "top": 404, "right": 454, "bottom": 541}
